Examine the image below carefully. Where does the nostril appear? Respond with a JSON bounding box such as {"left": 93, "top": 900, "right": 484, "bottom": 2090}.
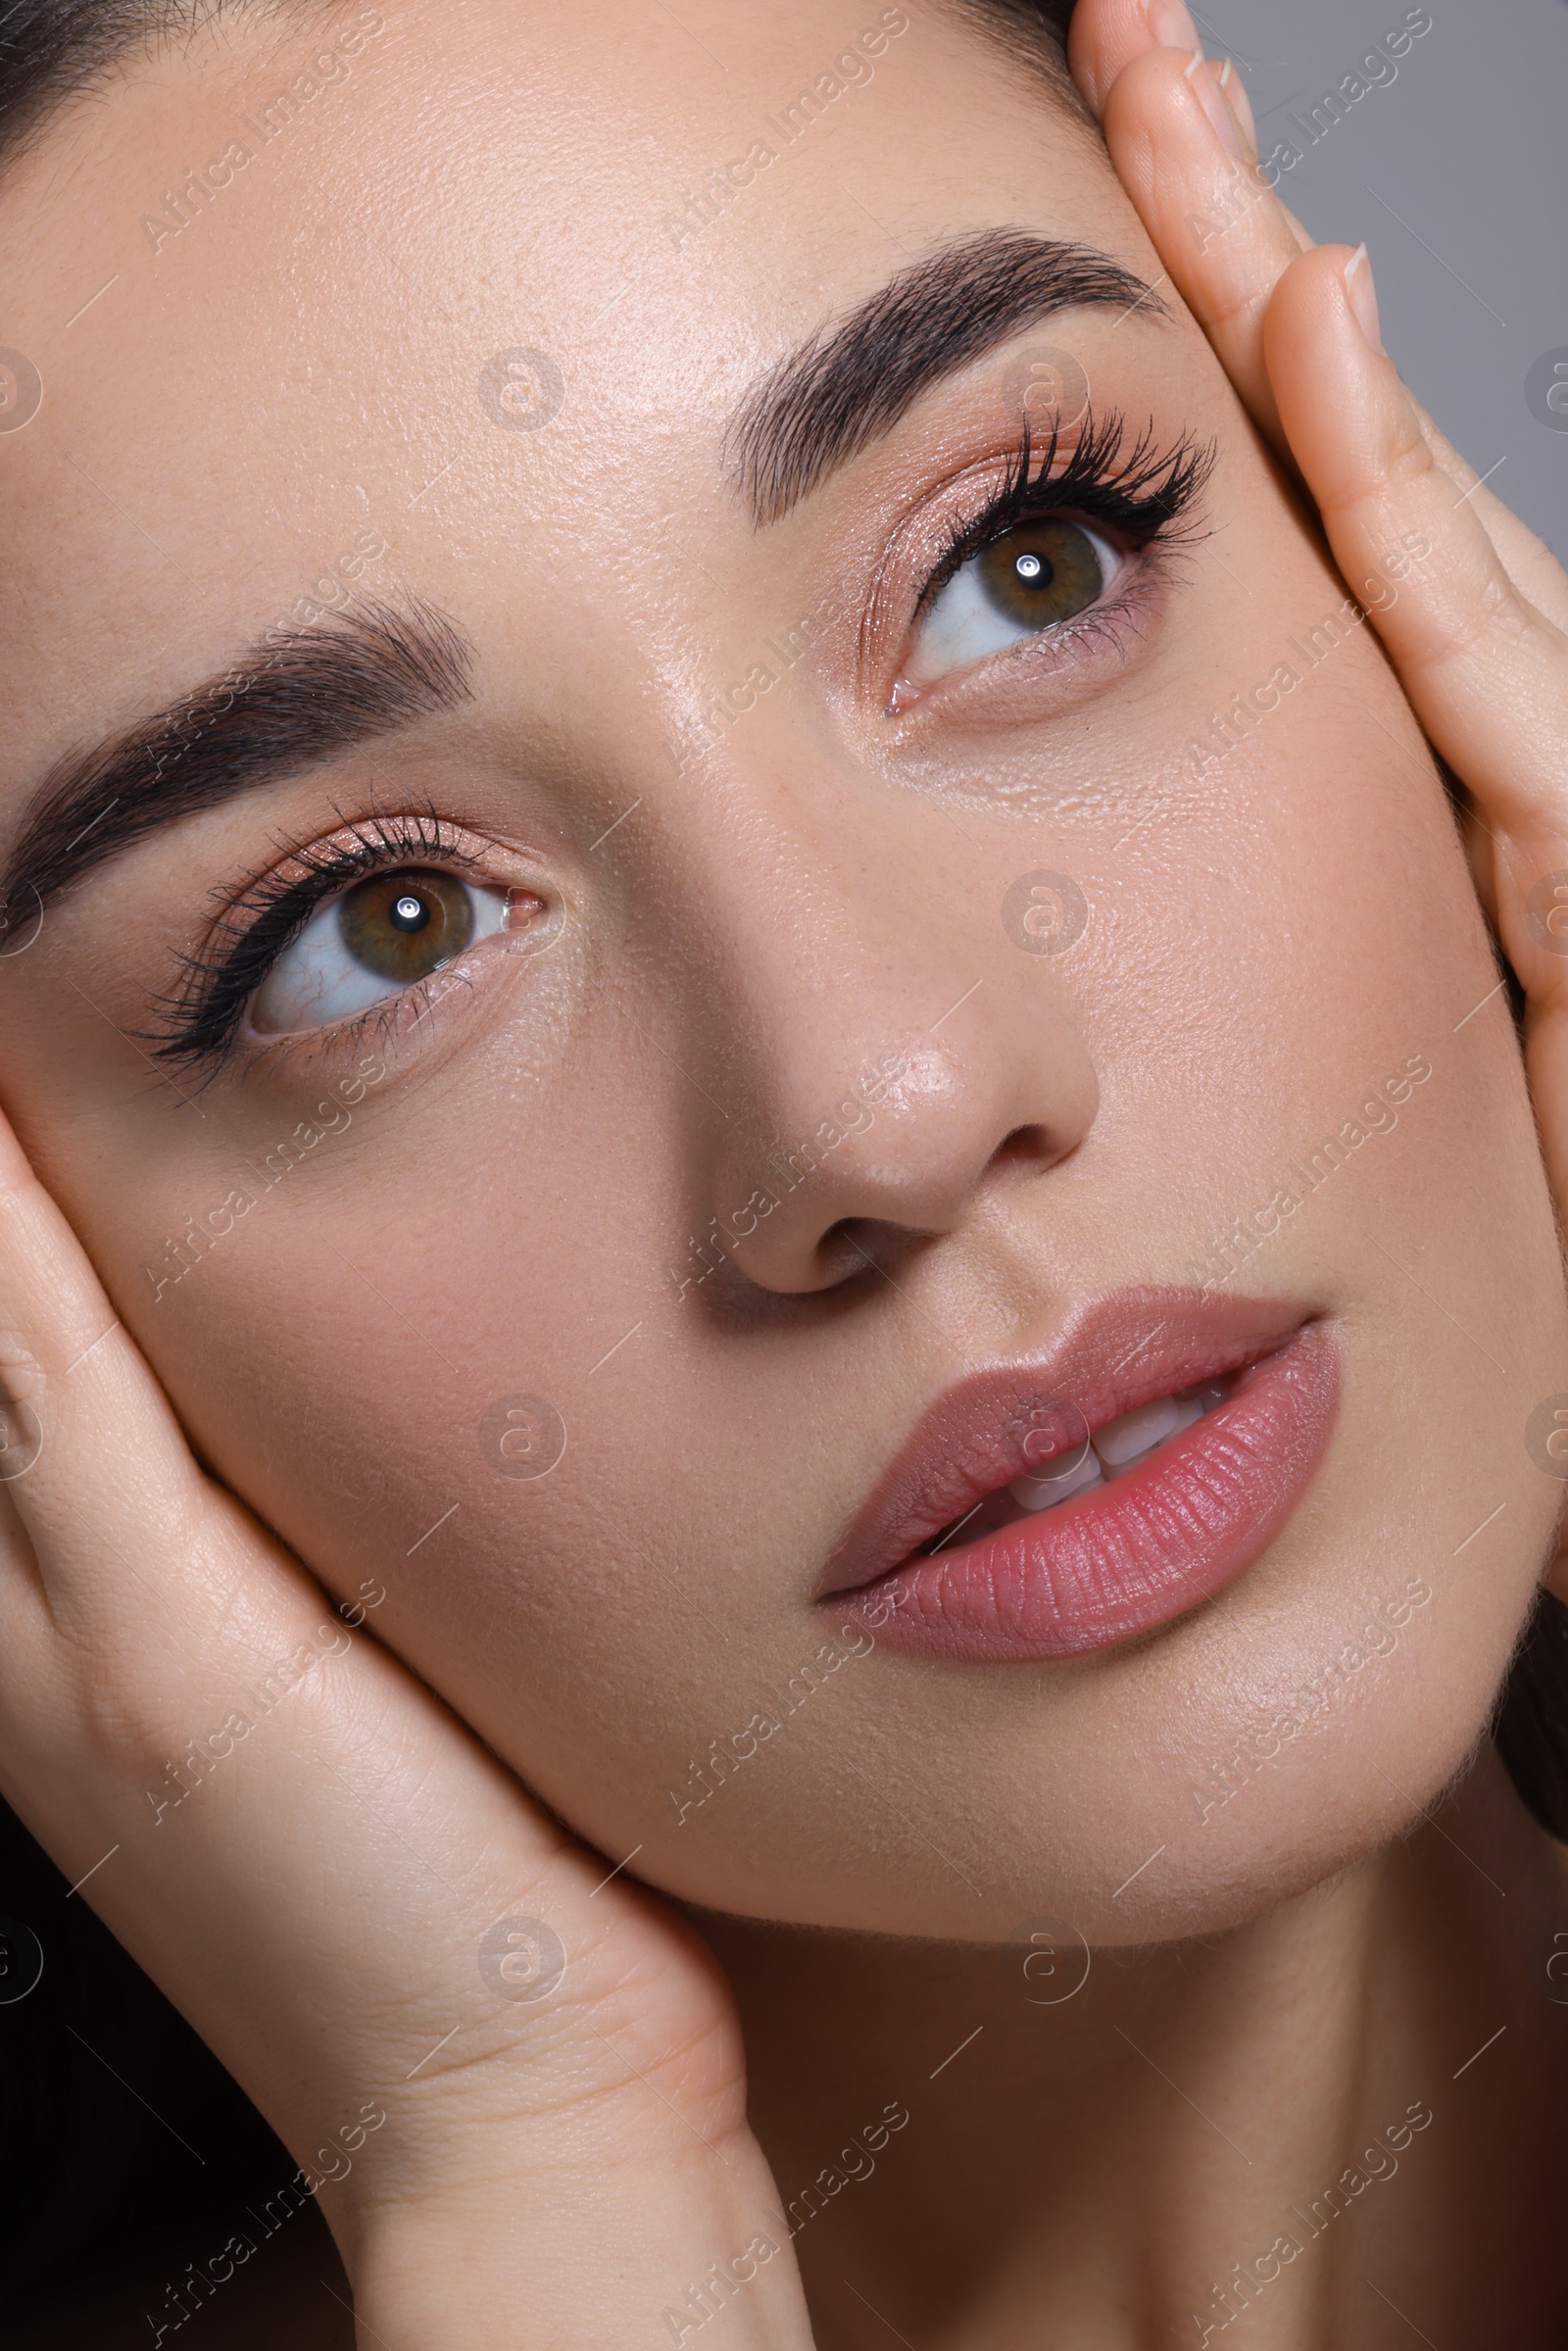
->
{"left": 995, "top": 1123, "right": 1054, "bottom": 1169}
{"left": 817, "top": 1217, "right": 927, "bottom": 1288}
{"left": 818, "top": 1218, "right": 881, "bottom": 1277}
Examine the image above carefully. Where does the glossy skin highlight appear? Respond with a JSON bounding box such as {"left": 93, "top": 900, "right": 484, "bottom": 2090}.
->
{"left": 3, "top": 0, "right": 1568, "bottom": 2341}
{"left": 0, "top": 0, "right": 1559, "bottom": 1952}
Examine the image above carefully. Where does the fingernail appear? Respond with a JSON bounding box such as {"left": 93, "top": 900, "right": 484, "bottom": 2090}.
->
{"left": 1185, "top": 53, "right": 1248, "bottom": 161}
{"left": 1145, "top": 0, "right": 1202, "bottom": 53}
{"left": 1344, "top": 243, "right": 1385, "bottom": 356}
{"left": 1216, "top": 59, "right": 1258, "bottom": 161}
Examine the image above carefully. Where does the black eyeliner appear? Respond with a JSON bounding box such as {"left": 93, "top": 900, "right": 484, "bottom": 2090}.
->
{"left": 142, "top": 806, "right": 478, "bottom": 1071}
{"left": 917, "top": 403, "right": 1216, "bottom": 614}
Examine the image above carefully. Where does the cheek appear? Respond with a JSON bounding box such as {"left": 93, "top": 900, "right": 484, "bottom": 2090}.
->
{"left": 90, "top": 1091, "right": 770, "bottom": 1830}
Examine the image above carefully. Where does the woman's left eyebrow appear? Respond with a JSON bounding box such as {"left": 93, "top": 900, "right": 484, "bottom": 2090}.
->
{"left": 0, "top": 596, "right": 473, "bottom": 935}
{"left": 726, "top": 224, "right": 1167, "bottom": 526}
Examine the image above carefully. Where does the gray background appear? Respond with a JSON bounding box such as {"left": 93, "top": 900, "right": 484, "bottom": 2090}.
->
{"left": 1189, "top": 0, "right": 1568, "bottom": 563}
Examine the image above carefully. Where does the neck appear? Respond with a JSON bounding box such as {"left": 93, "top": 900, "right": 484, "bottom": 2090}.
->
{"left": 696, "top": 1748, "right": 1568, "bottom": 2349}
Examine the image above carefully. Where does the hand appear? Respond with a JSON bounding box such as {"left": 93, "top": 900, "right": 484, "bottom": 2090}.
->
{"left": 1067, "top": 0, "right": 1568, "bottom": 1581}
{"left": 0, "top": 1109, "right": 812, "bottom": 2346}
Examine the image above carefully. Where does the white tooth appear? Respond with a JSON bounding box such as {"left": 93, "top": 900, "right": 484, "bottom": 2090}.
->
{"left": 1093, "top": 1393, "right": 1181, "bottom": 1471}
{"left": 1164, "top": 1393, "right": 1204, "bottom": 1438}
{"left": 1009, "top": 1446, "right": 1103, "bottom": 1512}
{"left": 1101, "top": 1393, "right": 1206, "bottom": 1479}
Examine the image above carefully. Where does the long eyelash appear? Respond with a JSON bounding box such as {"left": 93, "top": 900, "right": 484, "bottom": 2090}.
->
{"left": 918, "top": 403, "right": 1216, "bottom": 612}
{"left": 141, "top": 804, "right": 480, "bottom": 1074}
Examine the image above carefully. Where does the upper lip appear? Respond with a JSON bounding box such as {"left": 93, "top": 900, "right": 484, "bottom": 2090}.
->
{"left": 816, "top": 1287, "right": 1321, "bottom": 1598}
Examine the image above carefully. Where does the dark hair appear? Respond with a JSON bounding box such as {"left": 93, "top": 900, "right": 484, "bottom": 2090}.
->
{"left": 6, "top": 0, "right": 1568, "bottom": 2315}
{"left": 0, "top": 0, "right": 1058, "bottom": 2310}
{"left": 1493, "top": 1592, "right": 1568, "bottom": 1839}
{"left": 0, "top": 0, "right": 304, "bottom": 168}
{"left": 0, "top": 1, "right": 1081, "bottom": 171}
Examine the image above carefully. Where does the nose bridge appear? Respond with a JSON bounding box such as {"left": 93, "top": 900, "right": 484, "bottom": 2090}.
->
{"left": 661, "top": 788, "right": 1101, "bottom": 1287}
{"left": 679, "top": 789, "right": 971, "bottom": 1112}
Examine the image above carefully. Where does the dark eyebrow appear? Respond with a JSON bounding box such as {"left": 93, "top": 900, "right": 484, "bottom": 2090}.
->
{"left": 0, "top": 596, "right": 474, "bottom": 932}
{"left": 727, "top": 227, "right": 1168, "bottom": 526}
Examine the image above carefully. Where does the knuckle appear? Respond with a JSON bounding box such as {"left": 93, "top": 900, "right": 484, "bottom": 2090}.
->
{"left": 0, "top": 1325, "right": 46, "bottom": 1410}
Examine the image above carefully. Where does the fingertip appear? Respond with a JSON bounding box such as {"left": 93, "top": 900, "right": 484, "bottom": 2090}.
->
{"left": 1214, "top": 59, "right": 1257, "bottom": 161}
{"left": 1343, "top": 242, "right": 1386, "bottom": 358}
{"left": 1067, "top": 0, "right": 1200, "bottom": 120}
{"left": 1264, "top": 241, "right": 1385, "bottom": 370}
{"left": 1262, "top": 243, "right": 1426, "bottom": 518}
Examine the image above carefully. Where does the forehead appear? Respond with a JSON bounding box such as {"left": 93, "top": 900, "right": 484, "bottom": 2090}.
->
{"left": 0, "top": 0, "right": 1145, "bottom": 779}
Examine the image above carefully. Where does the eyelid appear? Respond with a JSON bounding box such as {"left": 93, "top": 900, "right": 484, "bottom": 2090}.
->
{"left": 917, "top": 407, "right": 1213, "bottom": 609}
{"left": 142, "top": 809, "right": 553, "bottom": 1073}
{"left": 899, "top": 517, "right": 1133, "bottom": 700}
{"left": 866, "top": 406, "right": 1214, "bottom": 716}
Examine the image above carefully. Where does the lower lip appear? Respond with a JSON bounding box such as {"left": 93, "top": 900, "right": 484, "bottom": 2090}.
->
{"left": 836, "top": 1323, "right": 1340, "bottom": 1663}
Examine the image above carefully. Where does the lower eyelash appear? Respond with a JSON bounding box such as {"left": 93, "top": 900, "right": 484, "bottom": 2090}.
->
{"left": 239, "top": 958, "right": 477, "bottom": 1083}
{"left": 139, "top": 806, "right": 481, "bottom": 1076}
{"left": 991, "top": 560, "right": 1167, "bottom": 686}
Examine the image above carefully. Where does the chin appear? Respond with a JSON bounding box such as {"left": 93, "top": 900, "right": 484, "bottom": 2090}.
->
{"left": 609, "top": 1539, "right": 1543, "bottom": 1954}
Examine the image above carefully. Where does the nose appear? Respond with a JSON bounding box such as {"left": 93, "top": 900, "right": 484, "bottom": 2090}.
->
{"left": 681, "top": 820, "right": 1101, "bottom": 1298}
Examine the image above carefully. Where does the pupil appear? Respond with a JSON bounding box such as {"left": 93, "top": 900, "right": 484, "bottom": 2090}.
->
{"left": 1014, "top": 551, "right": 1051, "bottom": 585}
{"left": 391, "top": 893, "right": 430, "bottom": 932}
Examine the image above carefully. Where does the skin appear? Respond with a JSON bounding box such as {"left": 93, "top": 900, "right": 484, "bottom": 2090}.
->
{"left": 2, "top": 0, "right": 1568, "bottom": 2341}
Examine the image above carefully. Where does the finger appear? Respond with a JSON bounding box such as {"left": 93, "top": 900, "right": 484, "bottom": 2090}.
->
{"left": 1096, "top": 45, "right": 1307, "bottom": 459}
{"left": 0, "top": 1107, "right": 402, "bottom": 1779}
{"left": 1401, "top": 389, "right": 1568, "bottom": 634}
{"left": 1260, "top": 243, "right": 1568, "bottom": 1166}
{"left": 1066, "top": 0, "right": 1202, "bottom": 120}
{"left": 1262, "top": 244, "right": 1568, "bottom": 822}
{"left": 0, "top": 1107, "right": 534, "bottom": 2091}
{"left": 0, "top": 1102, "right": 753, "bottom": 2233}
{"left": 0, "top": 1106, "right": 246, "bottom": 1649}
{"left": 1086, "top": 40, "right": 1566, "bottom": 629}
{"left": 1068, "top": 0, "right": 1307, "bottom": 261}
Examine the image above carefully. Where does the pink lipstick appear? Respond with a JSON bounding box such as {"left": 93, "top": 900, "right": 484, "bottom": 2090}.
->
{"left": 820, "top": 1291, "right": 1340, "bottom": 1662}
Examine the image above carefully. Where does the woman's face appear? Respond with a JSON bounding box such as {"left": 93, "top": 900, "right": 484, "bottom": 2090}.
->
{"left": 1, "top": 0, "right": 1562, "bottom": 1947}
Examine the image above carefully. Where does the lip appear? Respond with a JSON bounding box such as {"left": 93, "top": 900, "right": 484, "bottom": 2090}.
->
{"left": 818, "top": 1289, "right": 1340, "bottom": 1662}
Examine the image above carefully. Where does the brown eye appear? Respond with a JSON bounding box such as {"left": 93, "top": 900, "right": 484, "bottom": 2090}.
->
{"left": 903, "top": 513, "right": 1125, "bottom": 689}
{"left": 974, "top": 517, "right": 1110, "bottom": 630}
{"left": 338, "top": 869, "right": 474, "bottom": 981}
{"left": 249, "top": 863, "right": 516, "bottom": 1037}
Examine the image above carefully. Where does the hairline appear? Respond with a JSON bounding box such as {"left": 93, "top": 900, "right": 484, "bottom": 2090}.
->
{"left": 0, "top": 0, "right": 1083, "bottom": 179}
{"left": 0, "top": 0, "right": 366, "bottom": 180}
